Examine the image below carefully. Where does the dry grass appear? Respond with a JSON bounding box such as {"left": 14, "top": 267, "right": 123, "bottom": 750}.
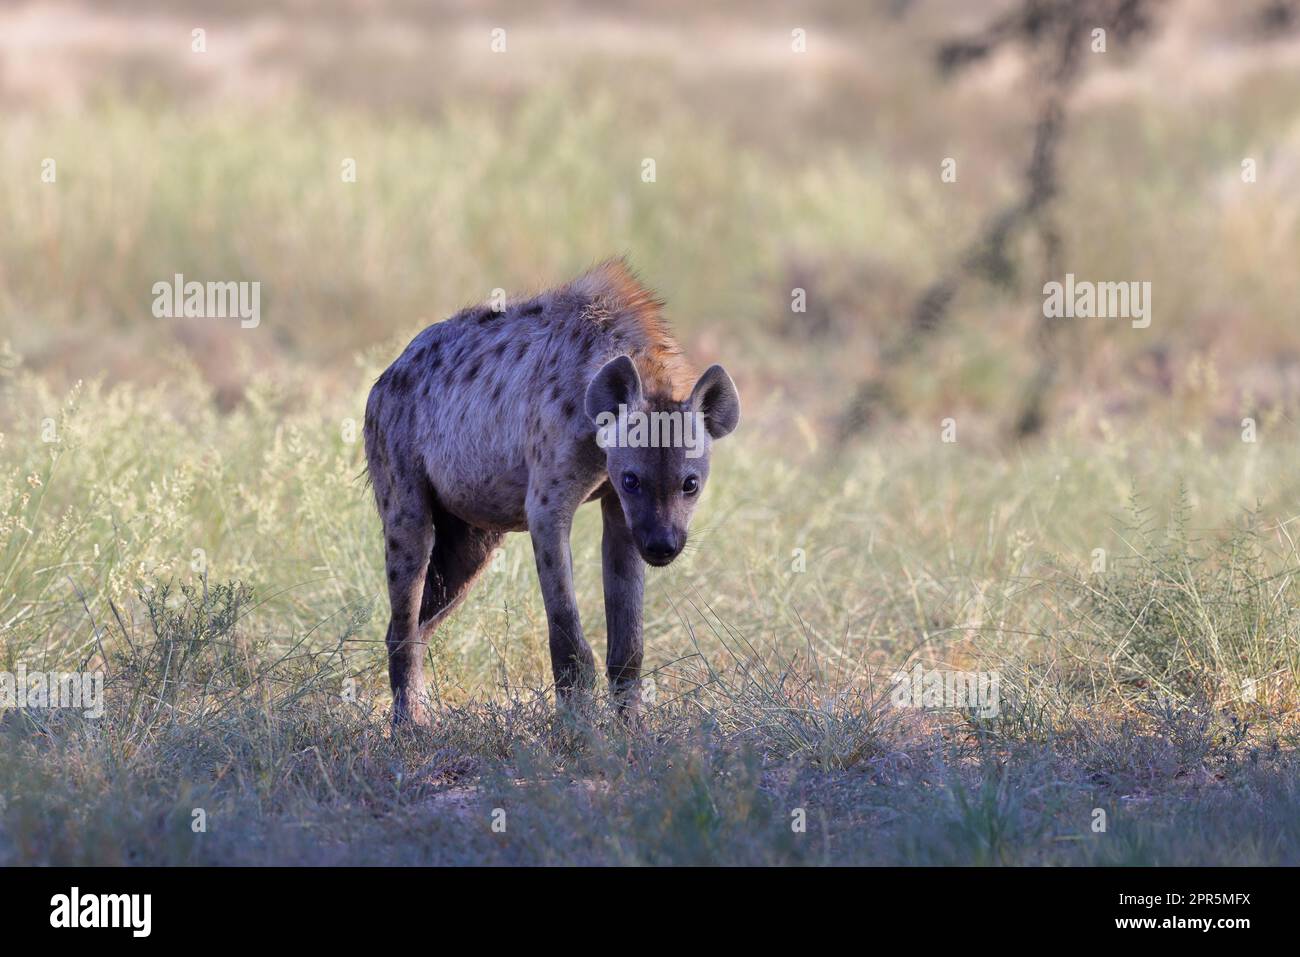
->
{"left": 3, "top": 359, "right": 1300, "bottom": 862}
{"left": 2, "top": 0, "right": 1300, "bottom": 864}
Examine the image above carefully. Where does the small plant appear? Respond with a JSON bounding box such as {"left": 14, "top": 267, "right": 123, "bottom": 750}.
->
{"left": 1066, "top": 490, "right": 1300, "bottom": 713}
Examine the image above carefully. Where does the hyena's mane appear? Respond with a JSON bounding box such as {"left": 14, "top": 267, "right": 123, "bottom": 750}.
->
{"left": 566, "top": 257, "right": 695, "bottom": 402}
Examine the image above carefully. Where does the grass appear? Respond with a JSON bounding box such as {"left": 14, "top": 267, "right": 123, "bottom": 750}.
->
{"left": 5, "top": 73, "right": 1300, "bottom": 427}
{"left": 4, "top": 573, "right": 1298, "bottom": 865}
{"left": 3, "top": 0, "right": 1300, "bottom": 864}
{"left": 3, "top": 353, "right": 1300, "bottom": 864}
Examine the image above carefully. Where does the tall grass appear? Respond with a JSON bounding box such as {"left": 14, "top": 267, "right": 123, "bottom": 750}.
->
{"left": 4, "top": 345, "right": 1300, "bottom": 862}
{"left": 5, "top": 77, "right": 1299, "bottom": 427}
{"left": 2, "top": 565, "right": 1296, "bottom": 865}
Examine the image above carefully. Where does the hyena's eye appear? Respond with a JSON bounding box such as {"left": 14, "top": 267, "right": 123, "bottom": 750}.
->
{"left": 682, "top": 475, "right": 699, "bottom": 495}
{"left": 621, "top": 471, "right": 641, "bottom": 493}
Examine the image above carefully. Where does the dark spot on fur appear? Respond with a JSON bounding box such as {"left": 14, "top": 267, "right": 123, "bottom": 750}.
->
{"left": 549, "top": 607, "right": 579, "bottom": 643}
{"left": 515, "top": 341, "right": 528, "bottom": 359}
{"left": 387, "top": 569, "right": 398, "bottom": 583}
{"left": 562, "top": 400, "right": 576, "bottom": 418}
{"left": 522, "top": 302, "right": 543, "bottom": 316}
{"left": 540, "top": 493, "right": 549, "bottom": 506}
{"left": 542, "top": 550, "right": 553, "bottom": 570}
{"left": 464, "top": 361, "right": 480, "bottom": 383}
{"left": 387, "top": 536, "right": 399, "bottom": 551}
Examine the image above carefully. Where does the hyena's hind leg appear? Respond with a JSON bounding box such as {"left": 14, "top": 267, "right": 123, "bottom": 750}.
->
{"left": 371, "top": 464, "right": 436, "bottom": 727}
{"left": 417, "top": 504, "right": 502, "bottom": 640}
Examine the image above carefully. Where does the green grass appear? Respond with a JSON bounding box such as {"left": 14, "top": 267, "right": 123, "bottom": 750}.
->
{"left": 5, "top": 76, "right": 1299, "bottom": 428}
{"left": 3, "top": 572, "right": 1298, "bottom": 865}
{"left": 3, "top": 353, "right": 1300, "bottom": 864}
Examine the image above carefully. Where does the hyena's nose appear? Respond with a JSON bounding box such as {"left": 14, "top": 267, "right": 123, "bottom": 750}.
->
{"left": 644, "top": 535, "right": 678, "bottom": 564}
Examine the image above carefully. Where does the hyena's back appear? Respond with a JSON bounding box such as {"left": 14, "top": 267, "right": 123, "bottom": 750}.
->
{"left": 363, "top": 258, "right": 693, "bottom": 531}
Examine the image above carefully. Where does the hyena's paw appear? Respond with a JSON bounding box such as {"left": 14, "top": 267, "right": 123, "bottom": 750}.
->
{"left": 610, "top": 690, "right": 644, "bottom": 731}
{"left": 390, "top": 687, "right": 432, "bottom": 730}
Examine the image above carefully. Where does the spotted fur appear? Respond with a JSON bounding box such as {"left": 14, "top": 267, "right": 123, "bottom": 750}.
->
{"left": 364, "top": 258, "right": 739, "bottom": 725}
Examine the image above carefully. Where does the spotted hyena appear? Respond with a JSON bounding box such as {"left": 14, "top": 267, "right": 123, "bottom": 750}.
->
{"left": 364, "top": 259, "right": 740, "bottom": 725}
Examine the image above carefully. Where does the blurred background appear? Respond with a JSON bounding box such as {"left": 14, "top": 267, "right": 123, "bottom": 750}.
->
{"left": 3, "top": 0, "right": 1299, "bottom": 443}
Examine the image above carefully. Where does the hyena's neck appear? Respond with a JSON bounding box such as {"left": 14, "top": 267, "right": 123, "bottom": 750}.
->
{"left": 564, "top": 258, "right": 695, "bottom": 401}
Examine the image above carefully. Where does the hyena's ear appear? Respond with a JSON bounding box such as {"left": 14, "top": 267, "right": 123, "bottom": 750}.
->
{"left": 689, "top": 364, "right": 740, "bottom": 439}
{"left": 585, "top": 355, "right": 643, "bottom": 423}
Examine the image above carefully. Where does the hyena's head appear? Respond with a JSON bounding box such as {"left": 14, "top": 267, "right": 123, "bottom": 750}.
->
{"left": 586, "top": 356, "right": 740, "bottom": 566}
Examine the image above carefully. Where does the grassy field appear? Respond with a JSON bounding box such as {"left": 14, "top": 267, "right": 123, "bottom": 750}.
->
{"left": 2, "top": 0, "right": 1300, "bottom": 864}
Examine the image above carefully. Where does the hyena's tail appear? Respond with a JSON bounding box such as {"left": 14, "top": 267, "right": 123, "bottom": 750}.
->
{"left": 360, "top": 384, "right": 389, "bottom": 497}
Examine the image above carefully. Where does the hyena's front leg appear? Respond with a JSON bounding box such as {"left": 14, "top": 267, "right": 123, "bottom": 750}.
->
{"left": 600, "top": 490, "right": 644, "bottom": 719}
{"left": 528, "top": 503, "right": 596, "bottom": 700}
